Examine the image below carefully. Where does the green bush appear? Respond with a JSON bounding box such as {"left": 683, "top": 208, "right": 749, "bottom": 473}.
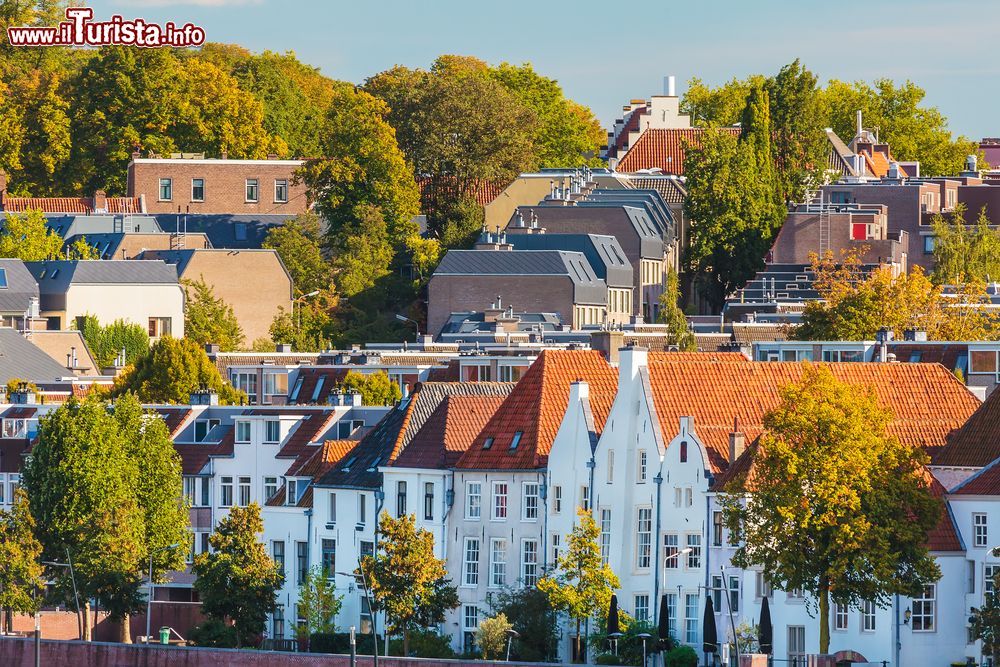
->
{"left": 308, "top": 631, "right": 384, "bottom": 654}
{"left": 388, "top": 628, "right": 457, "bottom": 658}
{"left": 596, "top": 654, "right": 623, "bottom": 665}
{"left": 188, "top": 618, "right": 238, "bottom": 648}
{"left": 665, "top": 645, "right": 698, "bottom": 667}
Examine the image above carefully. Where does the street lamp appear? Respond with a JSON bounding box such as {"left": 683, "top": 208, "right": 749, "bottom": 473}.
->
{"left": 338, "top": 567, "right": 378, "bottom": 667}
{"left": 294, "top": 290, "right": 321, "bottom": 328}
{"left": 636, "top": 632, "right": 651, "bottom": 667}
{"left": 505, "top": 628, "right": 520, "bottom": 661}
{"left": 394, "top": 314, "right": 420, "bottom": 341}
{"left": 145, "top": 543, "right": 181, "bottom": 643}
{"left": 43, "top": 551, "right": 82, "bottom": 640}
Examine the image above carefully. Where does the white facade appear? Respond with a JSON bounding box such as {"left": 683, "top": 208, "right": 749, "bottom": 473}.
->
{"left": 62, "top": 282, "right": 184, "bottom": 338}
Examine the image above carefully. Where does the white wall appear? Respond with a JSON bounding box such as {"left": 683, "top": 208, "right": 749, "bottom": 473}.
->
{"left": 65, "top": 284, "right": 184, "bottom": 337}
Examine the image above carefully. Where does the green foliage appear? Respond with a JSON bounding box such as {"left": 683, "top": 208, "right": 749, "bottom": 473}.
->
{"left": 475, "top": 613, "right": 513, "bottom": 660}
{"left": 269, "top": 299, "right": 332, "bottom": 353}
{"left": 437, "top": 194, "right": 486, "bottom": 249}
{"left": 78, "top": 315, "right": 149, "bottom": 368}
{"left": 296, "top": 566, "right": 344, "bottom": 639}
{"left": 110, "top": 336, "right": 246, "bottom": 404}
{"left": 972, "top": 570, "right": 1000, "bottom": 667}
{"left": 361, "top": 512, "right": 458, "bottom": 655}
{"left": 332, "top": 204, "right": 395, "bottom": 297}
{"left": 193, "top": 503, "right": 283, "bottom": 648}
{"left": 588, "top": 617, "right": 657, "bottom": 667}
{"left": 188, "top": 618, "right": 239, "bottom": 648}
{"left": 342, "top": 370, "right": 402, "bottom": 407}
{"left": 538, "top": 508, "right": 621, "bottom": 660}
{"left": 388, "top": 628, "right": 458, "bottom": 658}
{"left": 0, "top": 209, "right": 67, "bottom": 260}
{"left": 766, "top": 59, "right": 828, "bottom": 200}
{"left": 0, "top": 488, "right": 44, "bottom": 617}
{"left": 309, "top": 631, "right": 384, "bottom": 655}
{"left": 721, "top": 365, "right": 942, "bottom": 654}
{"left": 488, "top": 585, "right": 559, "bottom": 662}
{"left": 22, "top": 394, "right": 189, "bottom": 642}
{"left": 931, "top": 204, "right": 1000, "bottom": 284}
{"left": 657, "top": 268, "right": 696, "bottom": 351}
{"left": 405, "top": 235, "right": 443, "bottom": 287}
{"left": 262, "top": 212, "right": 333, "bottom": 296}
{"left": 183, "top": 277, "right": 245, "bottom": 352}
{"left": 5, "top": 378, "right": 38, "bottom": 396}
{"left": 665, "top": 645, "right": 698, "bottom": 667}
{"left": 594, "top": 654, "right": 622, "bottom": 665}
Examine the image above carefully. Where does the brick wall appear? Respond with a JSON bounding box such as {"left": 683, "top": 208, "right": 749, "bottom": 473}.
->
{"left": 129, "top": 159, "right": 308, "bottom": 215}
{"left": 0, "top": 638, "right": 561, "bottom": 667}
{"left": 9, "top": 602, "right": 204, "bottom": 642}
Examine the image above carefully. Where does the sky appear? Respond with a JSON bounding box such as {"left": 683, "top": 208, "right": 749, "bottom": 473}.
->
{"left": 85, "top": 0, "right": 999, "bottom": 140}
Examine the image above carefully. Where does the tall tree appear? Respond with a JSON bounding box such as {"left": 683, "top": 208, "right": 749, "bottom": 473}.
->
{"left": 342, "top": 370, "right": 402, "bottom": 406}
{"left": 766, "top": 59, "right": 827, "bottom": 201}
{"left": 0, "top": 488, "right": 44, "bottom": 632}
{"left": 193, "top": 503, "right": 282, "bottom": 647}
{"left": 488, "top": 586, "right": 559, "bottom": 662}
{"left": 261, "top": 212, "right": 333, "bottom": 296}
{"left": 657, "top": 268, "right": 696, "bottom": 351}
{"left": 361, "top": 512, "right": 458, "bottom": 655}
{"left": 110, "top": 336, "right": 246, "bottom": 404}
{"left": 682, "top": 76, "right": 760, "bottom": 127}
{"left": 720, "top": 365, "right": 942, "bottom": 655}
{"left": 331, "top": 204, "right": 395, "bottom": 297}
{"left": 931, "top": 205, "right": 1000, "bottom": 284}
{"left": 296, "top": 566, "right": 344, "bottom": 639}
{"left": 538, "top": 508, "right": 621, "bottom": 663}
{"left": 183, "top": 277, "right": 245, "bottom": 352}
{"left": 78, "top": 315, "right": 149, "bottom": 369}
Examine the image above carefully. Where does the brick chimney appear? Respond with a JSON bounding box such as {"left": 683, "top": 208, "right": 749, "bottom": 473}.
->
{"left": 93, "top": 190, "right": 107, "bottom": 213}
{"left": 729, "top": 417, "right": 746, "bottom": 463}
{"left": 591, "top": 329, "right": 625, "bottom": 364}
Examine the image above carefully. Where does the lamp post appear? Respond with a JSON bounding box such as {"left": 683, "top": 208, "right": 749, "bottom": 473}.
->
{"left": 338, "top": 568, "right": 378, "bottom": 667}
{"left": 636, "top": 632, "right": 651, "bottom": 667}
{"left": 294, "top": 290, "right": 321, "bottom": 328}
{"left": 506, "top": 628, "right": 520, "bottom": 661}
{"left": 43, "top": 551, "right": 82, "bottom": 640}
{"left": 394, "top": 314, "right": 420, "bottom": 341}
{"left": 145, "top": 542, "right": 181, "bottom": 643}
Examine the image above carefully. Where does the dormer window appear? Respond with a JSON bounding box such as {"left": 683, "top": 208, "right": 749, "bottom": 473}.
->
{"left": 286, "top": 478, "right": 301, "bottom": 505}
{"left": 510, "top": 432, "right": 523, "bottom": 450}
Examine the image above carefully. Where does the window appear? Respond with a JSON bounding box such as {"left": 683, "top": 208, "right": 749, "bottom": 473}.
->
{"left": 553, "top": 485, "right": 562, "bottom": 513}
{"left": 234, "top": 222, "right": 247, "bottom": 242}
{"left": 289, "top": 377, "right": 304, "bottom": 403}
{"left": 636, "top": 508, "right": 652, "bottom": 569}
{"left": 975, "top": 513, "right": 988, "bottom": 547}
{"left": 183, "top": 476, "right": 210, "bottom": 507}
{"left": 483, "top": 437, "right": 494, "bottom": 450}
{"left": 246, "top": 178, "right": 259, "bottom": 202}
{"left": 510, "top": 431, "right": 522, "bottom": 449}
{"left": 607, "top": 449, "right": 614, "bottom": 483}
{"left": 712, "top": 511, "right": 724, "bottom": 547}
{"left": 462, "top": 605, "right": 479, "bottom": 655}
{"left": 755, "top": 572, "right": 772, "bottom": 599}
{"left": 274, "top": 179, "right": 288, "bottom": 203}
{"left": 321, "top": 539, "right": 336, "bottom": 577}
{"left": 490, "top": 538, "right": 507, "bottom": 588}
{"left": 159, "top": 178, "right": 172, "bottom": 201}
{"left": 861, "top": 600, "right": 876, "bottom": 632}
{"left": 311, "top": 375, "right": 328, "bottom": 403}
{"left": 263, "top": 373, "right": 288, "bottom": 397}
{"left": 634, "top": 594, "right": 650, "bottom": 622}
{"left": 600, "top": 509, "right": 612, "bottom": 565}
{"left": 295, "top": 541, "right": 308, "bottom": 585}
{"left": 987, "top": 565, "right": 1000, "bottom": 597}
{"left": 581, "top": 485, "right": 590, "bottom": 511}
{"left": 463, "top": 537, "right": 480, "bottom": 586}
{"left": 423, "top": 482, "right": 434, "bottom": 521}
{"left": 191, "top": 178, "right": 204, "bottom": 202}
{"left": 788, "top": 626, "right": 806, "bottom": 664}
{"left": 834, "top": 603, "right": 848, "bottom": 631}
{"left": 911, "top": 585, "right": 935, "bottom": 632}
{"left": 492, "top": 481, "right": 508, "bottom": 520}
{"left": 194, "top": 418, "right": 220, "bottom": 443}
{"left": 272, "top": 606, "right": 285, "bottom": 640}
{"left": 522, "top": 482, "right": 539, "bottom": 520}
{"left": 287, "top": 479, "right": 298, "bottom": 505}
{"left": 664, "top": 534, "right": 679, "bottom": 569}
{"left": 264, "top": 477, "right": 278, "bottom": 501}
{"left": 148, "top": 317, "right": 171, "bottom": 338}
{"left": 684, "top": 594, "right": 698, "bottom": 644}
{"left": 550, "top": 533, "right": 561, "bottom": 564}
{"left": 466, "top": 482, "right": 482, "bottom": 519}
{"left": 360, "top": 595, "right": 372, "bottom": 636}
{"left": 685, "top": 488, "right": 693, "bottom": 507}
{"left": 521, "top": 539, "right": 539, "bottom": 587}
{"left": 265, "top": 420, "right": 280, "bottom": 443}
{"left": 358, "top": 494, "right": 366, "bottom": 524}
{"left": 220, "top": 476, "right": 233, "bottom": 507}
{"left": 396, "top": 481, "right": 407, "bottom": 517}
{"left": 235, "top": 420, "right": 251, "bottom": 443}
{"left": 923, "top": 235, "right": 935, "bottom": 254}
{"left": 238, "top": 476, "right": 251, "bottom": 506}
{"left": 680, "top": 440, "right": 687, "bottom": 463}
{"left": 637, "top": 450, "right": 647, "bottom": 483}
{"left": 665, "top": 594, "right": 677, "bottom": 642}
{"left": 729, "top": 576, "right": 740, "bottom": 613}
{"left": 711, "top": 575, "right": 723, "bottom": 610}
{"left": 686, "top": 534, "right": 701, "bottom": 569}
{"left": 231, "top": 372, "right": 258, "bottom": 399}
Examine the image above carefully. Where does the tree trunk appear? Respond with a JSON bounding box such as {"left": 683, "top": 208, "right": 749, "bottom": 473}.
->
{"left": 404, "top": 627, "right": 410, "bottom": 656}
{"left": 119, "top": 612, "right": 132, "bottom": 644}
{"left": 818, "top": 576, "right": 830, "bottom": 655}
{"left": 575, "top": 618, "right": 582, "bottom": 663}
{"left": 82, "top": 602, "right": 92, "bottom": 642}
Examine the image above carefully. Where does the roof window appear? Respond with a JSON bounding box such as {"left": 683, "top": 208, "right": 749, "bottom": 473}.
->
{"left": 483, "top": 437, "right": 494, "bottom": 450}
{"left": 510, "top": 431, "right": 523, "bottom": 450}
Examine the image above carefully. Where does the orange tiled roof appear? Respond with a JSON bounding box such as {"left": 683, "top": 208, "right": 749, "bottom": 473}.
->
{"left": 935, "top": 386, "right": 1000, "bottom": 467}
{"left": 394, "top": 394, "right": 509, "bottom": 469}
{"left": 456, "top": 350, "right": 618, "bottom": 470}
{"left": 616, "top": 128, "right": 741, "bottom": 175}
{"left": 417, "top": 176, "right": 508, "bottom": 216}
{"left": 3, "top": 197, "right": 142, "bottom": 214}
{"left": 287, "top": 439, "right": 358, "bottom": 478}
{"left": 647, "top": 360, "right": 979, "bottom": 474}
{"left": 952, "top": 455, "right": 1000, "bottom": 495}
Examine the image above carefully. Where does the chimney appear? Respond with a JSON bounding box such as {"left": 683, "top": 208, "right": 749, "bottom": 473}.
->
{"left": 617, "top": 345, "right": 648, "bottom": 381}
{"left": 93, "top": 190, "right": 107, "bottom": 213}
{"left": 9, "top": 383, "right": 36, "bottom": 405}
{"left": 856, "top": 109, "right": 863, "bottom": 136}
{"left": 568, "top": 379, "right": 590, "bottom": 407}
{"left": 664, "top": 75, "right": 677, "bottom": 97}
{"left": 276, "top": 343, "right": 292, "bottom": 353}
{"left": 190, "top": 387, "right": 219, "bottom": 406}
{"left": 729, "top": 430, "right": 746, "bottom": 463}
{"left": 591, "top": 329, "right": 625, "bottom": 364}
{"left": 204, "top": 343, "right": 220, "bottom": 356}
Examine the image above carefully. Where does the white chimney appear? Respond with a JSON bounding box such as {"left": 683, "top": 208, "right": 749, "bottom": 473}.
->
{"left": 664, "top": 75, "right": 677, "bottom": 97}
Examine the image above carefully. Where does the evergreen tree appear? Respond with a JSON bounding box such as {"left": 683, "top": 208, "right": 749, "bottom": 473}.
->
{"left": 657, "top": 268, "right": 696, "bottom": 351}
{"left": 110, "top": 336, "right": 245, "bottom": 404}
{"left": 183, "top": 277, "right": 245, "bottom": 352}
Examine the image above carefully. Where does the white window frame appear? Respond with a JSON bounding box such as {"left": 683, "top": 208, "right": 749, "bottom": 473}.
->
{"left": 833, "top": 602, "right": 848, "bottom": 631}
{"left": 911, "top": 584, "right": 935, "bottom": 632}
{"left": 521, "top": 538, "right": 539, "bottom": 587}
{"left": 274, "top": 179, "right": 289, "bottom": 203}
{"left": 636, "top": 507, "right": 652, "bottom": 569}
{"left": 463, "top": 537, "right": 480, "bottom": 586}
{"left": 600, "top": 508, "right": 612, "bottom": 566}
{"left": 489, "top": 537, "right": 506, "bottom": 588}
{"left": 465, "top": 481, "right": 482, "bottom": 519}
{"left": 637, "top": 449, "right": 647, "bottom": 483}
{"left": 522, "top": 482, "right": 539, "bottom": 521}
{"left": 607, "top": 449, "right": 614, "bottom": 483}
{"left": 861, "top": 600, "right": 876, "bottom": 632}
{"left": 191, "top": 177, "right": 205, "bottom": 202}
{"left": 492, "top": 481, "right": 508, "bottom": 521}
{"left": 264, "top": 419, "right": 281, "bottom": 444}
{"left": 220, "top": 476, "right": 233, "bottom": 507}
{"left": 552, "top": 485, "right": 562, "bottom": 514}
{"left": 245, "top": 178, "right": 259, "bottom": 203}
{"left": 235, "top": 420, "right": 251, "bottom": 444}
{"left": 663, "top": 533, "right": 679, "bottom": 570}
{"left": 686, "top": 533, "right": 701, "bottom": 569}
{"left": 975, "top": 512, "right": 989, "bottom": 548}
{"left": 158, "top": 177, "right": 172, "bottom": 201}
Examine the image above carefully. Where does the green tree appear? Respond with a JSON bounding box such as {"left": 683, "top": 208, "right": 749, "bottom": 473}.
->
{"left": 342, "top": 370, "right": 402, "bottom": 407}
{"left": 537, "top": 508, "right": 621, "bottom": 663}
{"left": 931, "top": 205, "right": 1000, "bottom": 284}
{"left": 682, "top": 76, "right": 760, "bottom": 127}
{"left": 475, "top": 613, "right": 513, "bottom": 660}
{"left": 720, "top": 365, "right": 942, "bottom": 655}
{"left": 110, "top": 336, "right": 245, "bottom": 404}
{"left": 488, "top": 586, "right": 559, "bottom": 662}
{"left": 22, "top": 394, "right": 189, "bottom": 643}
{"left": 296, "top": 566, "right": 343, "bottom": 639}
{"left": 361, "top": 512, "right": 458, "bottom": 655}
{"left": 0, "top": 488, "right": 44, "bottom": 631}
{"left": 657, "top": 268, "right": 696, "bottom": 351}
{"left": 78, "top": 315, "right": 149, "bottom": 368}
{"left": 193, "top": 503, "right": 282, "bottom": 647}
{"left": 332, "top": 204, "right": 395, "bottom": 297}
{"left": 766, "top": 59, "right": 827, "bottom": 201}
{"left": 972, "top": 570, "right": 1000, "bottom": 667}
{"left": 269, "top": 299, "right": 332, "bottom": 353}
{"left": 183, "top": 278, "right": 245, "bottom": 352}
{"left": 0, "top": 209, "right": 65, "bottom": 260}
{"left": 262, "top": 212, "right": 332, "bottom": 296}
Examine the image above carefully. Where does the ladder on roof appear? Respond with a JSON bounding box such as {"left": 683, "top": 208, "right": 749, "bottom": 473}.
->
{"left": 121, "top": 196, "right": 135, "bottom": 234}
{"left": 818, "top": 195, "right": 831, "bottom": 258}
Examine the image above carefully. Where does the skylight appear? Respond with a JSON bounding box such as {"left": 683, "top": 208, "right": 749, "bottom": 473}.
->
{"left": 0, "top": 268, "right": 8, "bottom": 289}
{"left": 483, "top": 437, "right": 494, "bottom": 450}
{"left": 510, "top": 431, "right": 523, "bottom": 450}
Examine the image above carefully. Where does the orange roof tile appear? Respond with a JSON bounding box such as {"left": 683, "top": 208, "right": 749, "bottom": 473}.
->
{"left": 417, "top": 176, "right": 508, "bottom": 216}
{"left": 937, "top": 386, "right": 1000, "bottom": 467}
{"left": 3, "top": 197, "right": 142, "bottom": 214}
{"left": 647, "top": 360, "right": 979, "bottom": 474}
{"left": 456, "top": 350, "right": 618, "bottom": 470}
{"left": 287, "top": 439, "right": 359, "bottom": 478}
{"left": 394, "top": 394, "right": 510, "bottom": 469}
{"left": 616, "top": 128, "right": 741, "bottom": 175}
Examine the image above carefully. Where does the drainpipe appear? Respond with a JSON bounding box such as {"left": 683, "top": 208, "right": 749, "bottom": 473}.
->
{"left": 585, "top": 456, "right": 596, "bottom": 661}
{"left": 374, "top": 486, "right": 386, "bottom": 657}
{"left": 540, "top": 471, "right": 549, "bottom": 570}
{"left": 653, "top": 472, "right": 664, "bottom": 608}
{"left": 894, "top": 593, "right": 901, "bottom": 667}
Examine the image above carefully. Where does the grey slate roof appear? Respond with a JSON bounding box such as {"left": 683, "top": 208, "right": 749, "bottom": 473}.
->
{"left": 154, "top": 214, "right": 296, "bottom": 250}
{"left": 0, "top": 260, "right": 39, "bottom": 314}
{"left": 0, "top": 328, "right": 75, "bottom": 386}
{"left": 25, "top": 260, "right": 179, "bottom": 293}
{"left": 505, "top": 234, "right": 633, "bottom": 288}
{"left": 397, "top": 381, "right": 516, "bottom": 446}
{"left": 37, "top": 214, "right": 164, "bottom": 238}
{"left": 512, "top": 205, "right": 666, "bottom": 260}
